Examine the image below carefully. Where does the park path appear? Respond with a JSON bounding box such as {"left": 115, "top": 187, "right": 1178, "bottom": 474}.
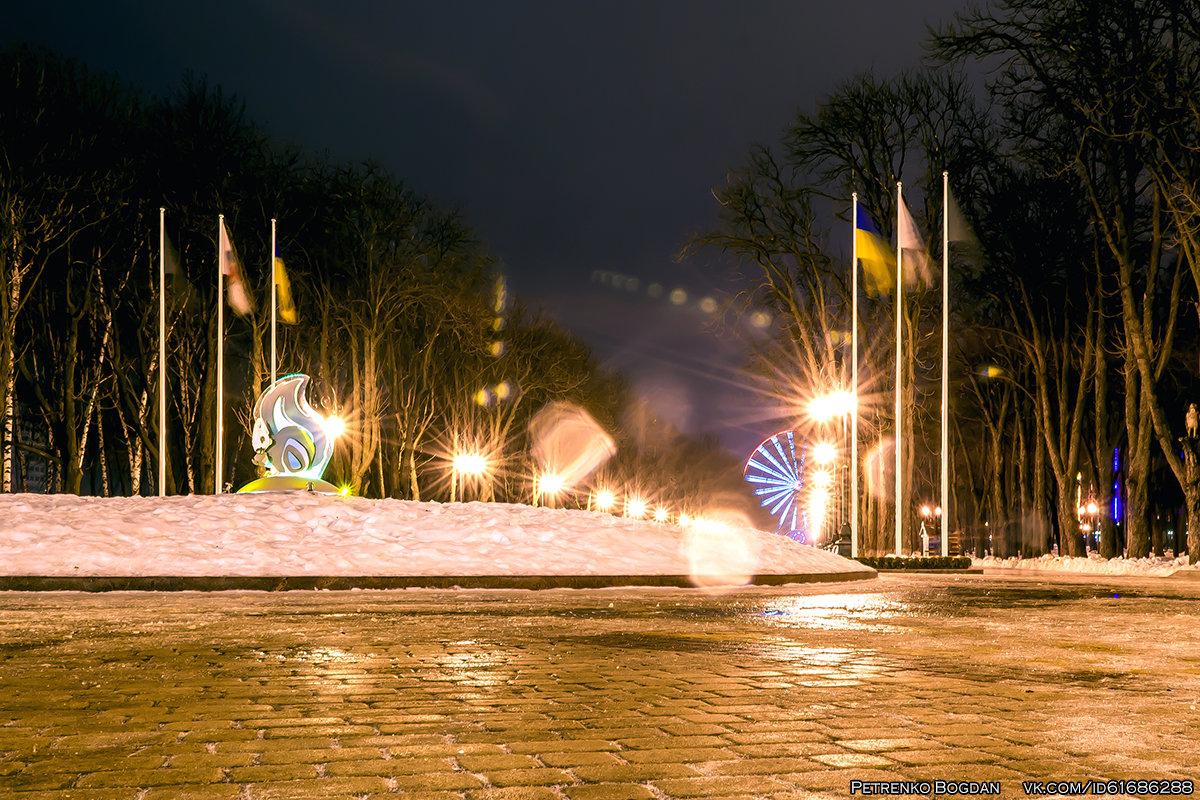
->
{"left": 2, "top": 574, "right": 1199, "bottom": 799}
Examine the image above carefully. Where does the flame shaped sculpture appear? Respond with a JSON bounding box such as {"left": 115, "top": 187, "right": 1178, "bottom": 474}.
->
{"left": 238, "top": 373, "right": 339, "bottom": 494}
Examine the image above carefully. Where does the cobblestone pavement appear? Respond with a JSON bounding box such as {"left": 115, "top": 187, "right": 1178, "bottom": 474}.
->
{"left": 3, "top": 574, "right": 1200, "bottom": 800}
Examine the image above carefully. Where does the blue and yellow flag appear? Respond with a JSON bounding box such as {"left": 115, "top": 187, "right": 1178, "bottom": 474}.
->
{"left": 855, "top": 207, "right": 894, "bottom": 296}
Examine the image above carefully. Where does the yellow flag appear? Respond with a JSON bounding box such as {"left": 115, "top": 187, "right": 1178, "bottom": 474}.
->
{"left": 855, "top": 208, "right": 895, "bottom": 296}
{"left": 275, "top": 257, "right": 297, "bottom": 324}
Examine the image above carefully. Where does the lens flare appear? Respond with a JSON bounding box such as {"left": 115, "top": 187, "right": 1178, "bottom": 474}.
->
{"left": 453, "top": 453, "right": 488, "bottom": 476}
{"left": 538, "top": 472, "right": 564, "bottom": 495}
{"left": 528, "top": 402, "right": 616, "bottom": 490}
{"left": 812, "top": 441, "right": 836, "bottom": 464}
{"left": 626, "top": 497, "right": 647, "bottom": 518}
{"left": 594, "top": 489, "right": 615, "bottom": 512}
{"left": 682, "top": 509, "right": 759, "bottom": 593}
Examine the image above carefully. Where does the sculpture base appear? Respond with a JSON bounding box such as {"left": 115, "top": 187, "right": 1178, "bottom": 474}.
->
{"left": 237, "top": 475, "right": 341, "bottom": 495}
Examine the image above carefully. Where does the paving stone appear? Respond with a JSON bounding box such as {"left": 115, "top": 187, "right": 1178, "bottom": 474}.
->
{"left": 483, "top": 767, "right": 574, "bottom": 787}
{"left": 143, "top": 786, "right": 244, "bottom": 800}
{"left": 456, "top": 753, "right": 543, "bottom": 771}
{"left": 562, "top": 783, "right": 658, "bottom": 799}
{"left": 9, "top": 791, "right": 137, "bottom": 800}
{"left": 507, "top": 739, "right": 621, "bottom": 754}
{"left": 228, "top": 763, "right": 321, "bottom": 781}
{"left": 620, "top": 748, "right": 740, "bottom": 764}
{"left": 694, "top": 757, "right": 821, "bottom": 776}
{"left": 573, "top": 763, "right": 702, "bottom": 782}
{"left": 391, "top": 771, "right": 488, "bottom": 791}
{"left": 537, "top": 751, "right": 624, "bottom": 767}
{"left": 244, "top": 776, "right": 393, "bottom": 798}
{"left": 651, "top": 775, "right": 793, "bottom": 796}
{"left": 464, "top": 788, "right": 563, "bottom": 800}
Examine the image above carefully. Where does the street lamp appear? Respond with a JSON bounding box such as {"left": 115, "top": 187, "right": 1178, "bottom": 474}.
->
{"left": 811, "top": 441, "right": 836, "bottom": 465}
{"left": 808, "top": 391, "right": 855, "bottom": 547}
{"left": 536, "top": 471, "right": 564, "bottom": 507}
{"left": 451, "top": 452, "right": 489, "bottom": 502}
{"left": 592, "top": 488, "right": 615, "bottom": 513}
{"left": 808, "top": 390, "right": 854, "bottom": 423}
{"left": 626, "top": 496, "right": 647, "bottom": 519}
{"left": 919, "top": 504, "right": 938, "bottom": 555}
{"left": 1078, "top": 485, "right": 1100, "bottom": 551}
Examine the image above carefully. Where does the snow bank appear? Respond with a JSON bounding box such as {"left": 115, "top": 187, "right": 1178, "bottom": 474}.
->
{"left": 975, "top": 552, "right": 1199, "bottom": 577}
{"left": 0, "top": 493, "right": 870, "bottom": 580}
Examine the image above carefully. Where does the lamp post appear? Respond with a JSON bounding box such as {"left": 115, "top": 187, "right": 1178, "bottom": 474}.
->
{"left": 809, "top": 390, "right": 855, "bottom": 548}
{"left": 1078, "top": 484, "right": 1100, "bottom": 553}
{"left": 535, "top": 472, "right": 564, "bottom": 508}
{"left": 591, "top": 488, "right": 616, "bottom": 513}
{"left": 451, "top": 452, "right": 488, "bottom": 503}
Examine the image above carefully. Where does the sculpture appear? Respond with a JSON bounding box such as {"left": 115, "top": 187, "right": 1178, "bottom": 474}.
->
{"left": 238, "top": 373, "right": 341, "bottom": 494}
{"left": 1188, "top": 403, "right": 1199, "bottom": 439}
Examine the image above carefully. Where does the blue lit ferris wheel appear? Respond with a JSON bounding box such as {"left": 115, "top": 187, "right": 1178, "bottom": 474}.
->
{"left": 743, "top": 430, "right": 809, "bottom": 541}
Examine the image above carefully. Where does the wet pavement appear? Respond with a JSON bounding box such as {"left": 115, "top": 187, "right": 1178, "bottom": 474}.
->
{"left": 2, "top": 573, "right": 1200, "bottom": 799}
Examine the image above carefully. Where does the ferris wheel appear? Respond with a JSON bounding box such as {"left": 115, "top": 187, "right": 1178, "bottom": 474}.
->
{"left": 743, "top": 430, "right": 809, "bottom": 541}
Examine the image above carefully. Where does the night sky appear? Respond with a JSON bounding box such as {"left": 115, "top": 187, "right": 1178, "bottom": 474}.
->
{"left": 8, "top": 0, "right": 972, "bottom": 457}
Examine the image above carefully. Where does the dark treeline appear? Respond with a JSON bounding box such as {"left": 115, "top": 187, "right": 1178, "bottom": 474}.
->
{"left": 0, "top": 46, "right": 758, "bottom": 523}
{"left": 689, "top": 0, "right": 1200, "bottom": 561}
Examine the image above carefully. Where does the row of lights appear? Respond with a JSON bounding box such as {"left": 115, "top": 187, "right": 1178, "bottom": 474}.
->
{"left": 445, "top": 450, "right": 730, "bottom": 531}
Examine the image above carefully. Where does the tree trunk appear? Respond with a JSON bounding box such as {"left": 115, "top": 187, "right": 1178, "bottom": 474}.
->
{"left": 1186, "top": 440, "right": 1200, "bottom": 566}
{"left": 1125, "top": 383, "right": 1154, "bottom": 558}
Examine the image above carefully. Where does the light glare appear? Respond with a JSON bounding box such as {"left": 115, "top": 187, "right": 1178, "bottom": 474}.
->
{"left": 323, "top": 415, "right": 345, "bottom": 439}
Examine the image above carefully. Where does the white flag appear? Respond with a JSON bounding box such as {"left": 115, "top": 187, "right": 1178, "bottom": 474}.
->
{"left": 219, "top": 219, "right": 252, "bottom": 316}
{"left": 897, "top": 196, "right": 933, "bottom": 287}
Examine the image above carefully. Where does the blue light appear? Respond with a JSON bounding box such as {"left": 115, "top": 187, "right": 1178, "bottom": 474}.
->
{"left": 1112, "top": 447, "right": 1121, "bottom": 521}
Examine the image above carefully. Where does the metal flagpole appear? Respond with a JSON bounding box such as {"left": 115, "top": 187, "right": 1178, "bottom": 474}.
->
{"left": 159, "top": 207, "right": 166, "bottom": 497}
{"left": 271, "top": 218, "right": 277, "bottom": 384}
{"left": 216, "top": 214, "right": 224, "bottom": 495}
{"left": 941, "top": 172, "right": 950, "bottom": 556}
{"left": 851, "top": 193, "right": 859, "bottom": 558}
{"left": 895, "top": 182, "right": 904, "bottom": 556}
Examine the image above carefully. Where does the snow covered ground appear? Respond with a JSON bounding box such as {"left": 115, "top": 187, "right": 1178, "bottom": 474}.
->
{"left": 0, "top": 493, "right": 870, "bottom": 583}
{"left": 976, "top": 552, "right": 1199, "bottom": 577}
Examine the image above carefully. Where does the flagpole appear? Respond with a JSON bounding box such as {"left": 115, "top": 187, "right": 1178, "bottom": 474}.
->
{"left": 895, "top": 182, "right": 904, "bottom": 556}
{"left": 216, "top": 214, "right": 224, "bottom": 495}
{"left": 851, "top": 193, "right": 859, "bottom": 558}
{"left": 159, "top": 207, "right": 166, "bottom": 497}
{"left": 941, "top": 171, "right": 950, "bottom": 557}
{"left": 271, "top": 218, "right": 277, "bottom": 384}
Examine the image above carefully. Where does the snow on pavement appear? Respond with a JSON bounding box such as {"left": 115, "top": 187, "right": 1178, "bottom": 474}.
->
{"left": 976, "top": 552, "right": 1198, "bottom": 577}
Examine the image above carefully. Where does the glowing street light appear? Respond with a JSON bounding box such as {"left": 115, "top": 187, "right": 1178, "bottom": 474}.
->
{"left": 653, "top": 506, "right": 669, "bottom": 523}
{"left": 626, "top": 496, "right": 647, "bottom": 519}
{"left": 323, "top": 415, "right": 345, "bottom": 439}
{"left": 536, "top": 472, "right": 565, "bottom": 507}
{"left": 812, "top": 441, "right": 836, "bottom": 465}
{"left": 450, "top": 451, "right": 490, "bottom": 502}
{"left": 593, "top": 488, "right": 616, "bottom": 513}
{"left": 808, "top": 390, "right": 854, "bottom": 422}
{"left": 453, "top": 453, "right": 488, "bottom": 476}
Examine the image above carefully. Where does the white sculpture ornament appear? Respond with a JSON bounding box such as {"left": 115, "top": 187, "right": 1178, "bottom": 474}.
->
{"left": 238, "top": 373, "right": 340, "bottom": 494}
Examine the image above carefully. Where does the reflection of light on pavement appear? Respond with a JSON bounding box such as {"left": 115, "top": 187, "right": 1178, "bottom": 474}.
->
{"left": 430, "top": 645, "right": 512, "bottom": 687}
{"left": 760, "top": 593, "right": 907, "bottom": 633}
